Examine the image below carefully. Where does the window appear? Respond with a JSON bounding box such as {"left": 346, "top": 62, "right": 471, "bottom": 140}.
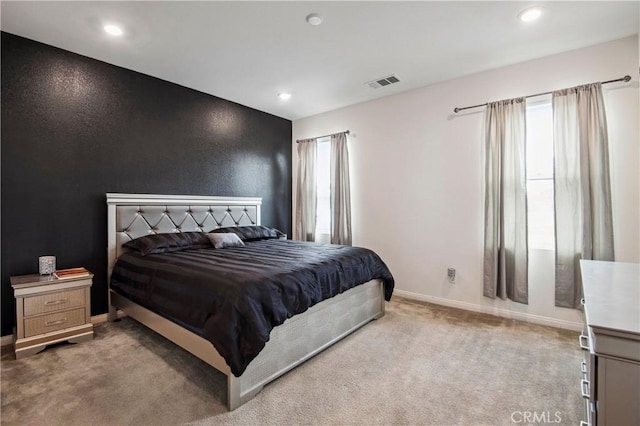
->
{"left": 315, "top": 138, "right": 331, "bottom": 238}
{"left": 525, "top": 101, "right": 554, "bottom": 250}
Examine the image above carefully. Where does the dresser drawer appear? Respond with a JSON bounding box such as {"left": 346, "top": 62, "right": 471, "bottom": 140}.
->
{"left": 24, "top": 308, "right": 86, "bottom": 337}
{"left": 23, "top": 288, "right": 85, "bottom": 316}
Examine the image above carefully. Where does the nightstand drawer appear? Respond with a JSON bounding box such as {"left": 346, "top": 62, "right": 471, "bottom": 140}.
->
{"left": 23, "top": 288, "right": 85, "bottom": 316}
{"left": 24, "top": 308, "right": 86, "bottom": 337}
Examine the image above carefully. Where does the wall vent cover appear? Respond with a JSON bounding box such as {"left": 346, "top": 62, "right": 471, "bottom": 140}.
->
{"left": 366, "top": 74, "right": 401, "bottom": 89}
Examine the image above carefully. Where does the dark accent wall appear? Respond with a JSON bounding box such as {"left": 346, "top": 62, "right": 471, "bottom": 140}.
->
{"left": 1, "top": 32, "right": 292, "bottom": 336}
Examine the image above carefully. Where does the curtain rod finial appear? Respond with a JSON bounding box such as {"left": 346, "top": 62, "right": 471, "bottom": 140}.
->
{"left": 624, "top": 75, "right": 631, "bottom": 82}
{"left": 454, "top": 107, "right": 460, "bottom": 113}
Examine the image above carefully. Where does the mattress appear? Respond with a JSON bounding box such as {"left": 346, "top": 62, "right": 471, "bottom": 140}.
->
{"left": 110, "top": 239, "right": 394, "bottom": 376}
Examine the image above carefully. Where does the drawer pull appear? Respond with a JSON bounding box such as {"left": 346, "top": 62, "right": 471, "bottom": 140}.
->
{"left": 580, "top": 298, "right": 585, "bottom": 306}
{"left": 581, "top": 360, "right": 588, "bottom": 374}
{"left": 44, "top": 299, "right": 67, "bottom": 306}
{"left": 581, "top": 379, "right": 590, "bottom": 399}
{"left": 45, "top": 318, "right": 67, "bottom": 327}
{"left": 579, "top": 332, "right": 590, "bottom": 351}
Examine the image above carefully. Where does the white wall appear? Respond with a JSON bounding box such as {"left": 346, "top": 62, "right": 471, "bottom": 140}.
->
{"left": 292, "top": 36, "right": 639, "bottom": 330}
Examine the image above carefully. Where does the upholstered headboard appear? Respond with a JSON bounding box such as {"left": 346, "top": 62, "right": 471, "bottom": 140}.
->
{"left": 106, "top": 193, "right": 262, "bottom": 278}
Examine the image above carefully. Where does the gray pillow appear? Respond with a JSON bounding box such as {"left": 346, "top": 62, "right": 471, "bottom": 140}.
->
{"left": 210, "top": 225, "right": 284, "bottom": 241}
{"left": 123, "top": 232, "right": 211, "bottom": 256}
{"left": 207, "top": 232, "right": 245, "bottom": 249}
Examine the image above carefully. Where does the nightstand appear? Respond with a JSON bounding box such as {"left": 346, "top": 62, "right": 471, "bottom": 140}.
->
{"left": 11, "top": 271, "right": 94, "bottom": 359}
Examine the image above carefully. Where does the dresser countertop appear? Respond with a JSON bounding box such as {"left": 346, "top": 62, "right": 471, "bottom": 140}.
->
{"left": 581, "top": 260, "right": 640, "bottom": 337}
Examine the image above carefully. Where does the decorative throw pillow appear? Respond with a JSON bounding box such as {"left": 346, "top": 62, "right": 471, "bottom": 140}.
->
{"left": 207, "top": 232, "right": 246, "bottom": 249}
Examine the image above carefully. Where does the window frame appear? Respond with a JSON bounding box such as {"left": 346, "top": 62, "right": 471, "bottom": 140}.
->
{"left": 525, "top": 97, "right": 555, "bottom": 251}
{"left": 315, "top": 137, "right": 332, "bottom": 239}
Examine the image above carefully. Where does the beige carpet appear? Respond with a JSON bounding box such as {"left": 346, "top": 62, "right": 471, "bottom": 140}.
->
{"left": 1, "top": 297, "right": 582, "bottom": 425}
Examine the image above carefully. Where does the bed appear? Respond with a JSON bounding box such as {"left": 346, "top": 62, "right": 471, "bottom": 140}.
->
{"left": 106, "top": 193, "right": 393, "bottom": 410}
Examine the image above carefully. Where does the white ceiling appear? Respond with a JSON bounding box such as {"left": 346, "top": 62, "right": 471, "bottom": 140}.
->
{"left": 1, "top": 1, "right": 638, "bottom": 121}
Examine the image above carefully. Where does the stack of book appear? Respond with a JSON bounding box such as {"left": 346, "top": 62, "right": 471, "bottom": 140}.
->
{"left": 53, "top": 267, "right": 91, "bottom": 279}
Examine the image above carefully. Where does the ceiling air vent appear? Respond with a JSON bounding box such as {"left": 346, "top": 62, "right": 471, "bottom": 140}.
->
{"left": 366, "top": 74, "right": 401, "bottom": 89}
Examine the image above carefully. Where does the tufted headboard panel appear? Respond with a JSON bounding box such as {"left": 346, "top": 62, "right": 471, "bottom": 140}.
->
{"left": 106, "top": 193, "right": 262, "bottom": 278}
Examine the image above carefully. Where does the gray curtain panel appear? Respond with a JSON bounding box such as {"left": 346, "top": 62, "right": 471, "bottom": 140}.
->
{"left": 553, "top": 83, "right": 614, "bottom": 308}
{"left": 330, "top": 132, "right": 352, "bottom": 245}
{"left": 295, "top": 138, "right": 318, "bottom": 242}
{"left": 483, "top": 98, "right": 528, "bottom": 304}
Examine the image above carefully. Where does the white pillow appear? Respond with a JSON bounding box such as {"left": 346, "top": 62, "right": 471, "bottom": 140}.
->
{"left": 207, "top": 232, "right": 245, "bottom": 249}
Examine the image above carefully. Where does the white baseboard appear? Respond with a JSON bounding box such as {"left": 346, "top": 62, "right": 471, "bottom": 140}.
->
{"left": 0, "top": 334, "right": 13, "bottom": 347}
{"left": 90, "top": 311, "right": 126, "bottom": 324}
{"left": 393, "top": 289, "right": 582, "bottom": 331}
{"left": 1, "top": 311, "right": 127, "bottom": 347}
{"left": 2, "top": 296, "right": 579, "bottom": 347}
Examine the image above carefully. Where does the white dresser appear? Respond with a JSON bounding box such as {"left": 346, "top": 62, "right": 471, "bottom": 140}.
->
{"left": 580, "top": 260, "right": 640, "bottom": 426}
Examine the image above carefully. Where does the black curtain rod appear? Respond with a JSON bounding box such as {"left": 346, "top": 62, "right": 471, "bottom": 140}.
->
{"left": 453, "top": 75, "right": 632, "bottom": 113}
{"left": 296, "top": 130, "right": 350, "bottom": 143}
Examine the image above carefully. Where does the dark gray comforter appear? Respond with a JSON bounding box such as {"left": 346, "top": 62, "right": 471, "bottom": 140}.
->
{"left": 110, "top": 239, "right": 394, "bottom": 376}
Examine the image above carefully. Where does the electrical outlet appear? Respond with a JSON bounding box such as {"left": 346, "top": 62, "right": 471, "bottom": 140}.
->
{"left": 447, "top": 268, "right": 456, "bottom": 283}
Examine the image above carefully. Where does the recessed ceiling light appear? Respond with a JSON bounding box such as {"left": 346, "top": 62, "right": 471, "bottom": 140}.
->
{"left": 306, "top": 13, "right": 323, "bottom": 26}
{"left": 278, "top": 93, "right": 292, "bottom": 100}
{"left": 104, "top": 24, "right": 124, "bottom": 36}
{"left": 518, "top": 7, "right": 542, "bottom": 22}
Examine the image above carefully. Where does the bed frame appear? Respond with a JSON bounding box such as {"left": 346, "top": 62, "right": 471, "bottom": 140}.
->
{"left": 106, "top": 193, "right": 385, "bottom": 410}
